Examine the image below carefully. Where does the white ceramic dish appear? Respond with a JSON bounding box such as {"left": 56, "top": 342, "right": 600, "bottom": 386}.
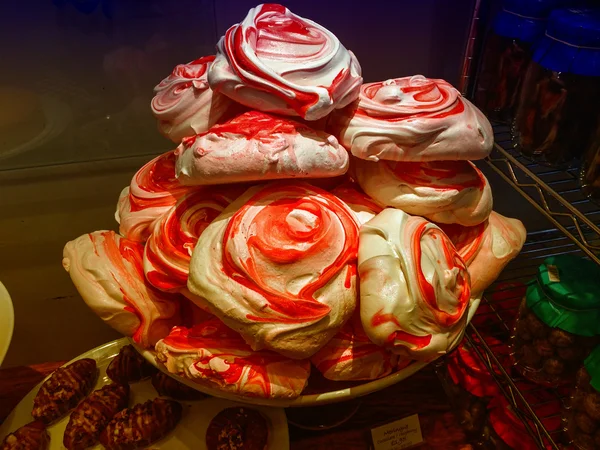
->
{"left": 134, "top": 296, "right": 482, "bottom": 408}
{"left": 0, "top": 281, "right": 15, "bottom": 367}
{"left": 0, "top": 338, "right": 289, "bottom": 450}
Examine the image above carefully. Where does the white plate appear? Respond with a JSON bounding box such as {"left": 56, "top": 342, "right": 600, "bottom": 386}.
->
{"left": 0, "top": 281, "right": 15, "bottom": 367}
{"left": 0, "top": 338, "right": 289, "bottom": 450}
{"left": 134, "top": 296, "right": 482, "bottom": 408}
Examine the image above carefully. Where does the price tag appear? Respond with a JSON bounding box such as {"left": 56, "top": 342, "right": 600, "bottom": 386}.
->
{"left": 371, "top": 414, "right": 423, "bottom": 450}
{"left": 547, "top": 264, "right": 560, "bottom": 283}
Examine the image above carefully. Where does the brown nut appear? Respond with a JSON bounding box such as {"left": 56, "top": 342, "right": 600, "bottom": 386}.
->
{"left": 534, "top": 339, "right": 554, "bottom": 358}
{"left": 548, "top": 329, "right": 576, "bottom": 348}
{"left": 526, "top": 313, "right": 548, "bottom": 338}
{"left": 584, "top": 392, "right": 600, "bottom": 421}
{"left": 557, "top": 346, "right": 584, "bottom": 362}
{"left": 576, "top": 412, "right": 599, "bottom": 434}
{"left": 519, "top": 344, "right": 542, "bottom": 368}
{"left": 543, "top": 358, "right": 565, "bottom": 376}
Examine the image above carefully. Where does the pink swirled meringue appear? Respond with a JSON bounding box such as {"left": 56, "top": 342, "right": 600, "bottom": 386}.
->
{"left": 208, "top": 4, "right": 362, "bottom": 121}
{"left": 439, "top": 211, "right": 526, "bottom": 296}
{"left": 311, "top": 310, "right": 399, "bottom": 381}
{"left": 328, "top": 75, "right": 493, "bottom": 162}
{"left": 116, "top": 150, "right": 197, "bottom": 242}
{"left": 155, "top": 318, "right": 311, "bottom": 398}
{"left": 151, "top": 55, "right": 238, "bottom": 143}
{"left": 175, "top": 111, "right": 349, "bottom": 186}
{"left": 187, "top": 182, "right": 359, "bottom": 359}
{"left": 358, "top": 209, "right": 471, "bottom": 360}
{"left": 62, "top": 230, "right": 181, "bottom": 348}
{"left": 143, "top": 189, "right": 239, "bottom": 293}
{"left": 354, "top": 158, "right": 493, "bottom": 226}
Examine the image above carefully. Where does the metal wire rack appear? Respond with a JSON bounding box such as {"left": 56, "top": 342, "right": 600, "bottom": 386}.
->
{"left": 457, "top": 125, "right": 600, "bottom": 449}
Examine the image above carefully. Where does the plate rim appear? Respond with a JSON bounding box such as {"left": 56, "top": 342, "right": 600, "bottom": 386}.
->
{"left": 0, "top": 281, "right": 15, "bottom": 367}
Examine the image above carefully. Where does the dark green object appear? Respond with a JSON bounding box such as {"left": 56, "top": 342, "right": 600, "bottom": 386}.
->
{"left": 585, "top": 345, "right": 600, "bottom": 392}
{"left": 525, "top": 254, "right": 600, "bottom": 336}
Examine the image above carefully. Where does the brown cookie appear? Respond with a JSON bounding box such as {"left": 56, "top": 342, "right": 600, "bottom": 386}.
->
{"left": 63, "top": 383, "right": 130, "bottom": 450}
{"left": 151, "top": 372, "right": 206, "bottom": 401}
{"left": 206, "top": 407, "right": 268, "bottom": 450}
{"left": 106, "top": 345, "right": 156, "bottom": 384}
{"left": 32, "top": 359, "right": 97, "bottom": 424}
{"left": 0, "top": 421, "right": 49, "bottom": 450}
{"left": 99, "top": 398, "right": 182, "bottom": 450}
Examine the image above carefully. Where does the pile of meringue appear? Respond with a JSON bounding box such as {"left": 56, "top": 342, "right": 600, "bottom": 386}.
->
{"left": 62, "top": 4, "right": 526, "bottom": 400}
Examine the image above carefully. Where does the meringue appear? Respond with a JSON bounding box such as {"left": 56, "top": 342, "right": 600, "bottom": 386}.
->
{"left": 208, "top": 4, "right": 362, "bottom": 121}
{"left": 358, "top": 209, "right": 471, "bottom": 360}
{"left": 329, "top": 75, "right": 493, "bottom": 162}
{"left": 151, "top": 55, "right": 237, "bottom": 142}
{"left": 62, "top": 231, "right": 181, "bottom": 348}
{"left": 155, "top": 318, "right": 310, "bottom": 398}
{"left": 439, "top": 211, "right": 526, "bottom": 296}
{"left": 331, "top": 182, "right": 382, "bottom": 225}
{"left": 187, "top": 182, "right": 358, "bottom": 359}
{"left": 175, "top": 111, "right": 349, "bottom": 186}
{"left": 354, "top": 158, "right": 493, "bottom": 226}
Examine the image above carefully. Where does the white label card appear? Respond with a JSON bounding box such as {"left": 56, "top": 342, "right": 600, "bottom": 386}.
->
{"left": 371, "top": 414, "right": 424, "bottom": 450}
{"left": 547, "top": 264, "right": 560, "bottom": 283}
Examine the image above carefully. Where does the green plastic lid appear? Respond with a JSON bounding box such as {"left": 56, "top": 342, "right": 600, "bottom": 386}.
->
{"left": 585, "top": 345, "right": 600, "bottom": 392}
{"left": 525, "top": 255, "right": 600, "bottom": 337}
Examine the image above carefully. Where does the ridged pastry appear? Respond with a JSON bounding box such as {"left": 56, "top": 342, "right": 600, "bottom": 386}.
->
{"left": 106, "top": 345, "right": 156, "bottom": 384}
{"left": 328, "top": 75, "right": 493, "bottom": 162}
{"left": 62, "top": 231, "right": 181, "bottom": 348}
{"left": 174, "top": 111, "right": 349, "bottom": 186}
{"left": 186, "top": 182, "right": 358, "bottom": 359}
{"left": 155, "top": 318, "right": 311, "bottom": 399}
{"left": 354, "top": 158, "right": 493, "bottom": 226}
{"left": 208, "top": 4, "right": 362, "bottom": 120}
{"left": 32, "top": 359, "right": 97, "bottom": 424}
{"left": 63, "top": 383, "right": 130, "bottom": 450}
{"left": 439, "top": 211, "right": 526, "bottom": 296}
{"left": 358, "top": 209, "right": 471, "bottom": 360}
{"left": 0, "top": 421, "right": 49, "bottom": 450}
{"left": 151, "top": 371, "right": 206, "bottom": 401}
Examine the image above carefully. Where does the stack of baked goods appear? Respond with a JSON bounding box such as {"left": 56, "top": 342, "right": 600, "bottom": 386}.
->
{"left": 61, "top": 3, "right": 526, "bottom": 401}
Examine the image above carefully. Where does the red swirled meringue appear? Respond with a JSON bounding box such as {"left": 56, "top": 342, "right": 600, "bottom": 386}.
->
{"left": 175, "top": 111, "right": 349, "bottom": 186}
{"left": 143, "top": 189, "right": 239, "bottom": 293}
{"left": 311, "top": 310, "right": 399, "bottom": 381}
{"left": 187, "top": 182, "right": 359, "bottom": 359}
{"left": 116, "top": 151, "right": 197, "bottom": 242}
{"left": 354, "top": 158, "right": 493, "bottom": 226}
{"left": 208, "top": 4, "right": 362, "bottom": 121}
{"left": 151, "top": 55, "right": 237, "bottom": 142}
{"left": 358, "top": 209, "right": 471, "bottom": 360}
{"left": 329, "top": 75, "right": 493, "bottom": 162}
{"left": 62, "top": 231, "right": 181, "bottom": 348}
{"left": 439, "top": 211, "right": 526, "bottom": 296}
{"left": 155, "top": 318, "right": 311, "bottom": 398}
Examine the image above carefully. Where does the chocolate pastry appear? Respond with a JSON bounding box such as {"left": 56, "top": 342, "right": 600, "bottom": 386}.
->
{"left": 577, "top": 368, "right": 593, "bottom": 391}
{"left": 575, "top": 412, "right": 598, "bottom": 435}
{"left": 205, "top": 407, "right": 268, "bottom": 450}
{"left": 63, "top": 383, "right": 130, "bottom": 450}
{"left": 543, "top": 358, "right": 564, "bottom": 376}
{"left": 520, "top": 344, "right": 542, "bottom": 368}
{"left": 0, "top": 421, "right": 49, "bottom": 450}
{"left": 557, "top": 346, "right": 584, "bottom": 362}
{"left": 584, "top": 392, "right": 600, "bottom": 422}
{"left": 106, "top": 345, "right": 156, "bottom": 384}
{"left": 525, "top": 313, "right": 548, "bottom": 339}
{"left": 515, "top": 321, "right": 532, "bottom": 342}
{"left": 533, "top": 339, "right": 554, "bottom": 358}
{"left": 99, "top": 398, "right": 182, "bottom": 450}
{"left": 575, "top": 432, "right": 595, "bottom": 450}
{"left": 151, "top": 371, "right": 206, "bottom": 401}
{"left": 548, "top": 329, "right": 576, "bottom": 348}
{"left": 32, "top": 358, "right": 97, "bottom": 424}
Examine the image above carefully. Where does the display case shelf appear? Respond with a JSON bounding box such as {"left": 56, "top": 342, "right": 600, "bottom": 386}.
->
{"left": 460, "top": 125, "right": 600, "bottom": 449}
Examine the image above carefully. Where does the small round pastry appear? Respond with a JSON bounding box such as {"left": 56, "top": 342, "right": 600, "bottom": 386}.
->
{"left": 174, "top": 111, "right": 349, "bottom": 186}
{"left": 585, "top": 392, "right": 600, "bottom": 421}
{"left": 328, "top": 75, "right": 493, "bottom": 162}
{"left": 143, "top": 189, "right": 235, "bottom": 292}
{"left": 62, "top": 231, "right": 181, "bottom": 348}
{"left": 106, "top": 344, "right": 156, "bottom": 384}
{"left": 155, "top": 319, "right": 311, "bottom": 399}
{"left": 208, "top": 3, "right": 362, "bottom": 121}
{"left": 354, "top": 158, "right": 493, "bottom": 226}
{"left": 311, "top": 310, "right": 399, "bottom": 381}
{"left": 186, "top": 182, "right": 359, "bottom": 359}
{"left": 358, "top": 208, "right": 471, "bottom": 360}
{"left": 116, "top": 150, "right": 197, "bottom": 242}
{"left": 205, "top": 407, "right": 268, "bottom": 450}
{"left": 534, "top": 338, "right": 554, "bottom": 358}
{"left": 439, "top": 212, "right": 526, "bottom": 295}
{"left": 151, "top": 55, "right": 237, "bottom": 142}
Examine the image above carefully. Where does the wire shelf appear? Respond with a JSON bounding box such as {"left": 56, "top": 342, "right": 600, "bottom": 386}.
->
{"left": 460, "top": 125, "right": 600, "bottom": 449}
